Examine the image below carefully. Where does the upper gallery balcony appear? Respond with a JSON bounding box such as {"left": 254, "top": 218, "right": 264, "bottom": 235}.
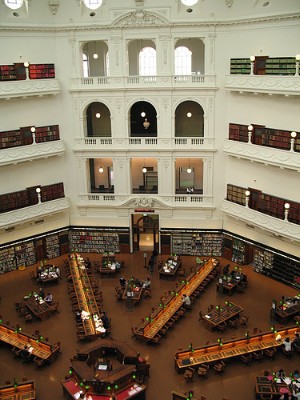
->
{"left": 0, "top": 62, "right": 60, "bottom": 100}
{"left": 224, "top": 123, "right": 300, "bottom": 172}
{"left": 225, "top": 55, "right": 300, "bottom": 96}
{"left": 0, "top": 125, "right": 65, "bottom": 167}
{"left": 70, "top": 74, "right": 216, "bottom": 92}
{"left": 221, "top": 199, "right": 300, "bottom": 243}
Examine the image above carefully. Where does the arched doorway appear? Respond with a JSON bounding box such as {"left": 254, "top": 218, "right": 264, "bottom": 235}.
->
{"left": 132, "top": 214, "right": 159, "bottom": 252}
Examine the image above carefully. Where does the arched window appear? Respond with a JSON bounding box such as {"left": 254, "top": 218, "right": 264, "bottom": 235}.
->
{"left": 83, "top": 54, "right": 89, "bottom": 78}
{"left": 175, "top": 46, "right": 192, "bottom": 75}
{"left": 4, "top": 0, "right": 23, "bottom": 9}
{"left": 139, "top": 47, "right": 156, "bottom": 76}
{"left": 83, "top": 0, "right": 103, "bottom": 10}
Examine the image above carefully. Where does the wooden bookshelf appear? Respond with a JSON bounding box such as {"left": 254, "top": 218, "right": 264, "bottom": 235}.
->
{"left": 35, "top": 125, "right": 60, "bottom": 143}
{"left": 41, "top": 182, "right": 64, "bottom": 202}
{"left": 0, "top": 183, "right": 65, "bottom": 213}
{"left": 229, "top": 123, "right": 249, "bottom": 142}
{"left": 29, "top": 63, "right": 55, "bottom": 79}
{"left": 0, "top": 124, "right": 60, "bottom": 149}
{"left": 230, "top": 58, "right": 251, "bottom": 74}
{"left": 0, "top": 64, "right": 17, "bottom": 81}
{"left": 265, "top": 57, "right": 296, "bottom": 75}
{"left": 69, "top": 230, "right": 120, "bottom": 254}
{"left": 226, "top": 184, "right": 246, "bottom": 206}
{"left": 15, "top": 241, "right": 36, "bottom": 267}
{"left": 231, "top": 238, "right": 253, "bottom": 265}
{"left": 0, "top": 247, "right": 16, "bottom": 274}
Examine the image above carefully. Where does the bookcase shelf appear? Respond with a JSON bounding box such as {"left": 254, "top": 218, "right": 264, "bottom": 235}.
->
{"left": 29, "top": 64, "right": 55, "bottom": 79}
{"left": 253, "top": 248, "right": 274, "bottom": 274}
{"left": 45, "top": 235, "right": 61, "bottom": 259}
{"left": 171, "top": 231, "right": 223, "bottom": 256}
{"left": 231, "top": 238, "right": 252, "bottom": 265}
{"left": 265, "top": 57, "right": 296, "bottom": 75}
{"left": 229, "top": 123, "right": 249, "bottom": 142}
{"left": 0, "top": 247, "right": 16, "bottom": 274}
{"left": 230, "top": 58, "right": 251, "bottom": 74}
{"left": 0, "top": 183, "right": 65, "bottom": 213}
{"left": 15, "top": 241, "right": 36, "bottom": 267}
{"left": 0, "top": 124, "right": 60, "bottom": 149}
{"left": 69, "top": 230, "right": 120, "bottom": 254}
{"left": 226, "top": 184, "right": 246, "bottom": 206}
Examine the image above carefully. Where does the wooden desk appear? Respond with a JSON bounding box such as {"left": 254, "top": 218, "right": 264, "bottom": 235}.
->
{"left": 23, "top": 295, "right": 56, "bottom": 321}
{"left": 275, "top": 299, "right": 300, "bottom": 323}
{"left": 0, "top": 322, "right": 60, "bottom": 364}
{"left": 0, "top": 380, "right": 35, "bottom": 400}
{"left": 135, "top": 258, "right": 219, "bottom": 342}
{"left": 122, "top": 284, "right": 143, "bottom": 304}
{"left": 159, "top": 258, "right": 181, "bottom": 280}
{"left": 69, "top": 255, "right": 104, "bottom": 339}
{"left": 255, "top": 376, "right": 295, "bottom": 399}
{"left": 38, "top": 265, "right": 59, "bottom": 285}
{"left": 99, "top": 262, "right": 118, "bottom": 277}
{"left": 61, "top": 378, "right": 146, "bottom": 400}
{"left": 174, "top": 325, "right": 300, "bottom": 372}
{"left": 203, "top": 302, "right": 243, "bottom": 330}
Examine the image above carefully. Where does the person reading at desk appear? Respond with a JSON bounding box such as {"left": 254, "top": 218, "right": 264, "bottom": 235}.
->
{"left": 44, "top": 293, "right": 53, "bottom": 305}
{"left": 39, "top": 287, "right": 45, "bottom": 299}
{"left": 142, "top": 277, "right": 151, "bottom": 289}
{"left": 182, "top": 294, "right": 192, "bottom": 309}
{"left": 119, "top": 276, "right": 126, "bottom": 288}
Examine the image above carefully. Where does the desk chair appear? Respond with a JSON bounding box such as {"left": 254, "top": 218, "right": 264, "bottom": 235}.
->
{"left": 240, "top": 353, "right": 252, "bottom": 366}
{"left": 239, "top": 315, "right": 249, "bottom": 327}
{"left": 229, "top": 318, "right": 239, "bottom": 329}
{"left": 253, "top": 350, "right": 264, "bottom": 362}
{"left": 213, "top": 360, "right": 225, "bottom": 374}
{"left": 184, "top": 367, "right": 194, "bottom": 382}
{"left": 216, "top": 322, "right": 227, "bottom": 333}
{"left": 197, "top": 363, "right": 209, "bottom": 378}
{"left": 264, "top": 347, "right": 277, "bottom": 360}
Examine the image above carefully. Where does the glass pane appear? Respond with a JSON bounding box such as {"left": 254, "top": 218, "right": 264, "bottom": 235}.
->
{"left": 175, "top": 46, "right": 192, "bottom": 75}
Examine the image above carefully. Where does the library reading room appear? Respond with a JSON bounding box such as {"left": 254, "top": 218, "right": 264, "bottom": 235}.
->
{"left": 0, "top": 1, "right": 300, "bottom": 400}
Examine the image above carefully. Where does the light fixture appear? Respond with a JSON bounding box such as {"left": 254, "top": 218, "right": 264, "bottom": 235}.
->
{"left": 250, "top": 56, "right": 255, "bottom": 62}
{"left": 93, "top": 41, "right": 98, "bottom": 59}
{"left": 30, "top": 126, "right": 36, "bottom": 133}
{"left": 83, "top": 0, "right": 103, "bottom": 11}
{"left": 99, "top": 158, "right": 103, "bottom": 173}
{"left": 142, "top": 159, "right": 147, "bottom": 173}
{"left": 36, "top": 187, "right": 41, "bottom": 204}
{"left": 248, "top": 125, "right": 253, "bottom": 144}
{"left": 284, "top": 202, "right": 290, "bottom": 221}
{"left": 24, "top": 61, "right": 29, "bottom": 68}
{"left": 187, "top": 160, "right": 192, "bottom": 174}
{"left": 245, "top": 190, "right": 250, "bottom": 208}
{"left": 290, "top": 131, "right": 297, "bottom": 152}
{"left": 96, "top": 112, "right": 100, "bottom": 118}
{"left": 181, "top": 0, "right": 199, "bottom": 6}
{"left": 187, "top": 112, "right": 192, "bottom": 118}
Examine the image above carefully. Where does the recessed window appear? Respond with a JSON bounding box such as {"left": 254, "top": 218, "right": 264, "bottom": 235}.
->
{"left": 83, "top": 0, "right": 103, "bottom": 10}
{"left": 181, "top": 0, "right": 198, "bottom": 6}
{"left": 139, "top": 47, "right": 156, "bottom": 76}
{"left": 4, "top": 0, "right": 23, "bottom": 10}
{"left": 175, "top": 46, "right": 192, "bottom": 75}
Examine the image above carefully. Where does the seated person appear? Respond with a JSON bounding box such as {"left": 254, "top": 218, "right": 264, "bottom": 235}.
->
{"left": 39, "top": 287, "right": 45, "bottom": 299}
{"left": 142, "top": 277, "right": 151, "bottom": 289}
{"left": 55, "top": 266, "right": 61, "bottom": 277}
{"left": 119, "top": 276, "right": 126, "bottom": 288}
{"left": 182, "top": 294, "right": 192, "bottom": 308}
{"left": 186, "top": 187, "right": 194, "bottom": 194}
{"left": 282, "top": 337, "right": 292, "bottom": 353}
{"left": 44, "top": 293, "right": 53, "bottom": 304}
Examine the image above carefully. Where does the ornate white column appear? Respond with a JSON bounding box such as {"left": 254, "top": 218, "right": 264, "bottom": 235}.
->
{"left": 207, "top": 32, "right": 216, "bottom": 75}
{"left": 202, "top": 157, "right": 213, "bottom": 197}
{"left": 77, "top": 157, "right": 88, "bottom": 194}
{"left": 157, "top": 34, "right": 172, "bottom": 77}
{"left": 109, "top": 36, "right": 123, "bottom": 76}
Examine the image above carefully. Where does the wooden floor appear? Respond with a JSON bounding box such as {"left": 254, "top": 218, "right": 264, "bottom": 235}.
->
{"left": 0, "top": 251, "right": 299, "bottom": 400}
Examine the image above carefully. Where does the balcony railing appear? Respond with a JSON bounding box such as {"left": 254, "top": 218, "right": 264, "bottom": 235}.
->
{"left": 0, "top": 197, "right": 69, "bottom": 229}
{"left": 74, "top": 137, "right": 215, "bottom": 151}
{"left": 0, "top": 140, "right": 65, "bottom": 167}
{"left": 223, "top": 139, "right": 300, "bottom": 171}
{"left": 221, "top": 200, "right": 300, "bottom": 242}
{"left": 225, "top": 75, "right": 300, "bottom": 96}
{"left": 0, "top": 79, "right": 61, "bottom": 100}
{"left": 78, "top": 193, "right": 214, "bottom": 209}
{"left": 70, "top": 74, "right": 216, "bottom": 91}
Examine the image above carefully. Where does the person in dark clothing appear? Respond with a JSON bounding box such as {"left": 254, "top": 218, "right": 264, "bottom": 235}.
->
{"left": 148, "top": 255, "right": 155, "bottom": 275}
{"left": 119, "top": 276, "right": 126, "bottom": 288}
{"left": 100, "top": 312, "right": 110, "bottom": 329}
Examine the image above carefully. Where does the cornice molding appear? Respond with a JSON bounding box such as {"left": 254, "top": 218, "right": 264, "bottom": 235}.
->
{"left": 223, "top": 140, "right": 300, "bottom": 172}
{"left": 0, "top": 197, "right": 70, "bottom": 228}
{"left": 221, "top": 200, "right": 300, "bottom": 243}
{"left": 0, "top": 79, "right": 61, "bottom": 100}
{"left": 0, "top": 12, "right": 299, "bottom": 32}
{"left": 0, "top": 140, "right": 65, "bottom": 167}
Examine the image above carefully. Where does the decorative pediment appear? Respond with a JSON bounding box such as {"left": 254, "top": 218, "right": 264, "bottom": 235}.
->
{"left": 112, "top": 10, "right": 169, "bottom": 28}
{"left": 117, "top": 196, "right": 171, "bottom": 209}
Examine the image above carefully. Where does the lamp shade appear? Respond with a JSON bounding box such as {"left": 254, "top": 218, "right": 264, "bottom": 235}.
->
{"left": 181, "top": 0, "right": 198, "bottom": 5}
{"left": 142, "top": 167, "right": 147, "bottom": 173}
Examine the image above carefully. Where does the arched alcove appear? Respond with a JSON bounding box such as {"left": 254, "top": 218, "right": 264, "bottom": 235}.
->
{"left": 175, "top": 101, "right": 204, "bottom": 137}
{"left": 86, "top": 102, "right": 111, "bottom": 137}
{"left": 129, "top": 101, "right": 157, "bottom": 137}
